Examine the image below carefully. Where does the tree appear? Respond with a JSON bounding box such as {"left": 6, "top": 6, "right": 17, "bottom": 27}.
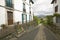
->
{"left": 33, "top": 16, "right": 40, "bottom": 25}
{"left": 46, "top": 15, "right": 53, "bottom": 25}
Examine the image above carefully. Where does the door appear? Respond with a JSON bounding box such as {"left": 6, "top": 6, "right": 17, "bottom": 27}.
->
{"left": 7, "top": 11, "right": 13, "bottom": 25}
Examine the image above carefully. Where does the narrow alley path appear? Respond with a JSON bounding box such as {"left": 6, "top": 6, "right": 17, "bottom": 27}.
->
{"left": 16, "top": 24, "right": 58, "bottom": 40}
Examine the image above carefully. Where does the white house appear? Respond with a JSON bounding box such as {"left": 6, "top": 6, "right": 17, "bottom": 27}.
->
{"left": 0, "top": 0, "right": 34, "bottom": 26}
{"left": 51, "top": 0, "right": 60, "bottom": 26}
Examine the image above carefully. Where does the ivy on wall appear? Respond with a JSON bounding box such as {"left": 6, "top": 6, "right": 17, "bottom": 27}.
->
{"left": 54, "top": 13, "right": 60, "bottom": 17}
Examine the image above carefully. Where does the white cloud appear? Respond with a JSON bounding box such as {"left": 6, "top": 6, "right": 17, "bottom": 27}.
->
{"left": 32, "top": 0, "right": 53, "bottom": 16}
{"left": 33, "top": 0, "right": 52, "bottom": 5}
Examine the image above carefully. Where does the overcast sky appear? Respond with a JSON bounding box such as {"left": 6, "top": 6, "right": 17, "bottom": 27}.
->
{"left": 32, "top": 0, "right": 53, "bottom": 16}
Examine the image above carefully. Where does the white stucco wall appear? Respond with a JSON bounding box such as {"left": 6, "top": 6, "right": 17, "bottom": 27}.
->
{"left": 25, "top": 2, "right": 30, "bottom": 22}
{"left": 26, "top": 0, "right": 33, "bottom": 21}
{"left": 26, "top": 4, "right": 29, "bottom": 14}
{"left": 53, "top": 0, "right": 60, "bottom": 24}
{"left": 53, "top": 0, "right": 60, "bottom": 13}
{"left": 13, "top": 11, "right": 22, "bottom": 23}
{"left": 0, "top": 0, "right": 33, "bottom": 25}
{"left": 26, "top": 0, "right": 29, "bottom": 4}
{"left": 31, "top": 3, "right": 33, "bottom": 21}
{"left": 0, "top": 7, "right": 6, "bottom": 25}
{"left": 31, "top": 14, "right": 33, "bottom": 20}
{"left": 53, "top": 17, "right": 56, "bottom": 23}
{"left": 0, "top": 0, "right": 6, "bottom": 25}
{"left": 14, "top": 0, "right": 23, "bottom": 11}
{"left": 13, "top": 0, "right": 23, "bottom": 24}
{"left": 25, "top": 0, "right": 30, "bottom": 22}
{"left": 27, "top": 14, "right": 29, "bottom": 22}
{"left": 57, "top": 0, "right": 60, "bottom": 13}
{"left": 0, "top": 0, "right": 5, "bottom": 6}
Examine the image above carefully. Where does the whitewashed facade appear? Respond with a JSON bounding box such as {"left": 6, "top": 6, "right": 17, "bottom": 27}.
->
{"left": 0, "top": 0, "right": 6, "bottom": 25}
{"left": 52, "top": 0, "right": 60, "bottom": 13}
{"left": 51, "top": 0, "right": 60, "bottom": 26}
{"left": 0, "top": 0, "right": 34, "bottom": 25}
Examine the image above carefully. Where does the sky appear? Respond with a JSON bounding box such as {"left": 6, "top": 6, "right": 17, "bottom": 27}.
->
{"left": 32, "top": 0, "right": 53, "bottom": 16}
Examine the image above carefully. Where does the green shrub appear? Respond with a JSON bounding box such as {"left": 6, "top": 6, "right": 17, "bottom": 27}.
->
{"left": 33, "top": 16, "right": 41, "bottom": 25}
{"left": 46, "top": 15, "right": 54, "bottom": 25}
{"left": 54, "top": 13, "right": 60, "bottom": 17}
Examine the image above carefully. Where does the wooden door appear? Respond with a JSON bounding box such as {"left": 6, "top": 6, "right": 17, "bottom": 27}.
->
{"left": 7, "top": 11, "right": 13, "bottom": 25}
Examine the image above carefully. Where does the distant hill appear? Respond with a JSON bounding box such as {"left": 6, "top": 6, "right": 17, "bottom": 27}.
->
{"left": 34, "top": 11, "right": 53, "bottom": 17}
{"left": 37, "top": 14, "right": 46, "bottom": 18}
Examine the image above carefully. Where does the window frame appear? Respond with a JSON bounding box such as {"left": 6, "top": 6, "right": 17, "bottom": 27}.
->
{"left": 5, "top": 0, "right": 13, "bottom": 8}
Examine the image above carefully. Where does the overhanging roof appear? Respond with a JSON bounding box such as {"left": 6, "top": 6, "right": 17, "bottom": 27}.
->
{"left": 51, "top": 0, "right": 55, "bottom": 4}
{"left": 30, "top": 0, "right": 34, "bottom": 4}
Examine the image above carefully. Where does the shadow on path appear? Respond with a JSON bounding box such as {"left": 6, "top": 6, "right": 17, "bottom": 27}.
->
{"left": 43, "top": 27, "right": 57, "bottom": 40}
{"left": 17, "top": 27, "right": 40, "bottom": 40}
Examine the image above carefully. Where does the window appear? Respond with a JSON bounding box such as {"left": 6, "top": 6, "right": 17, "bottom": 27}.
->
{"left": 30, "top": 11, "right": 31, "bottom": 14}
{"left": 55, "top": 5, "right": 58, "bottom": 12}
{"left": 22, "top": 14, "right": 24, "bottom": 23}
{"left": 23, "top": 9, "right": 26, "bottom": 12}
{"left": 23, "top": 3, "right": 25, "bottom": 9}
{"left": 29, "top": 15, "right": 31, "bottom": 22}
{"left": 5, "top": 0, "right": 13, "bottom": 8}
{"left": 23, "top": 3, "right": 26, "bottom": 12}
{"left": 26, "top": 15, "right": 27, "bottom": 23}
{"left": 22, "top": 14, "right": 27, "bottom": 23}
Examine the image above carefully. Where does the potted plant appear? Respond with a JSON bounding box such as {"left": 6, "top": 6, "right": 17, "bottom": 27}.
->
{"left": 1, "top": 24, "right": 7, "bottom": 29}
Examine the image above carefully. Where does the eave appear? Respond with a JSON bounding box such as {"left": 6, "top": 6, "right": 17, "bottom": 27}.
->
{"left": 51, "top": 0, "right": 55, "bottom": 4}
{"left": 30, "top": 0, "right": 34, "bottom": 4}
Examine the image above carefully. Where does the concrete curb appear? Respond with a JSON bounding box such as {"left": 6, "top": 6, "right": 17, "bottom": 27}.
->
{"left": 9, "top": 31, "right": 26, "bottom": 40}
{"left": 56, "top": 34, "right": 60, "bottom": 40}
{"left": 9, "top": 25, "right": 40, "bottom": 40}
{"left": 45, "top": 25, "right": 60, "bottom": 40}
{"left": 16, "top": 31, "right": 26, "bottom": 37}
{"left": 26, "top": 25, "right": 40, "bottom": 32}
{"left": 45, "top": 26, "right": 60, "bottom": 40}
